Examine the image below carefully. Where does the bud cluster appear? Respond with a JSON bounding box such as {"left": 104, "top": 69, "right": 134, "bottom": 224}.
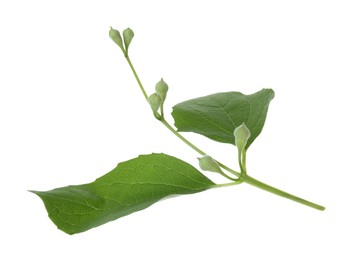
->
{"left": 148, "top": 79, "right": 169, "bottom": 119}
{"left": 109, "top": 27, "right": 134, "bottom": 55}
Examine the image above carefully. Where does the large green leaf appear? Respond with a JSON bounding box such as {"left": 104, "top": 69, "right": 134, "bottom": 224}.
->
{"left": 31, "top": 153, "right": 214, "bottom": 234}
{"left": 172, "top": 89, "right": 275, "bottom": 149}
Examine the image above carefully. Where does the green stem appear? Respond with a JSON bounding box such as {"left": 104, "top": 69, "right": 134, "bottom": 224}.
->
{"left": 242, "top": 149, "right": 247, "bottom": 173}
{"left": 238, "top": 149, "right": 243, "bottom": 173}
{"left": 240, "top": 149, "right": 247, "bottom": 174}
{"left": 218, "top": 162, "right": 241, "bottom": 178}
{"left": 125, "top": 56, "right": 149, "bottom": 101}
{"left": 217, "top": 171, "right": 239, "bottom": 182}
{"left": 238, "top": 149, "right": 247, "bottom": 175}
{"left": 161, "top": 119, "right": 206, "bottom": 155}
{"left": 160, "top": 101, "right": 165, "bottom": 119}
{"left": 243, "top": 175, "right": 325, "bottom": 211}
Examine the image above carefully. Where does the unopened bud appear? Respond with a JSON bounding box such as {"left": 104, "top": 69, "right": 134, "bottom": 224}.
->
{"left": 234, "top": 123, "right": 251, "bottom": 152}
{"left": 123, "top": 28, "right": 134, "bottom": 53}
{"left": 198, "top": 155, "right": 222, "bottom": 173}
{"left": 148, "top": 93, "right": 162, "bottom": 115}
{"left": 155, "top": 78, "right": 169, "bottom": 101}
{"left": 109, "top": 27, "right": 124, "bottom": 52}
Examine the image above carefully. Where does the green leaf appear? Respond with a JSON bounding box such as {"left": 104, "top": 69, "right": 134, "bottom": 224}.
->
{"left": 31, "top": 153, "right": 214, "bottom": 235}
{"left": 172, "top": 89, "right": 275, "bottom": 149}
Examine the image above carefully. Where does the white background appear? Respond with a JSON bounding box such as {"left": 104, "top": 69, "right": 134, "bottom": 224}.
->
{"left": 1, "top": 0, "right": 354, "bottom": 259}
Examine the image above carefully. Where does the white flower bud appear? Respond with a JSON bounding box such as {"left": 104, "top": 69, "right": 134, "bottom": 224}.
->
{"left": 234, "top": 123, "right": 251, "bottom": 152}
{"left": 109, "top": 27, "right": 124, "bottom": 52}
{"left": 198, "top": 155, "right": 222, "bottom": 173}
{"left": 149, "top": 93, "right": 162, "bottom": 115}
{"left": 155, "top": 78, "right": 169, "bottom": 101}
{"left": 123, "top": 28, "right": 134, "bottom": 53}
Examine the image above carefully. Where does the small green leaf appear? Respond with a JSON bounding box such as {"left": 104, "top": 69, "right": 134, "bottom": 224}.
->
{"left": 123, "top": 28, "right": 134, "bottom": 53}
{"left": 31, "top": 153, "right": 214, "bottom": 234}
{"left": 172, "top": 89, "right": 274, "bottom": 149}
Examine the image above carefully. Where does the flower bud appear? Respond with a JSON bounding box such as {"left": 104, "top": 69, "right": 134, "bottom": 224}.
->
{"left": 198, "top": 155, "right": 222, "bottom": 173}
{"left": 109, "top": 27, "right": 124, "bottom": 52}
{"left": 148, "top": 93, "right": 162, "bottom": 114}
{"left": 155, "top": 78, "right": 169, "bottom": 101}
{"left": 234, "top": 123, "right": 251, "bottom": 152}
{"left": 123, "top": 28, "right": 134, "bottom": 52}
